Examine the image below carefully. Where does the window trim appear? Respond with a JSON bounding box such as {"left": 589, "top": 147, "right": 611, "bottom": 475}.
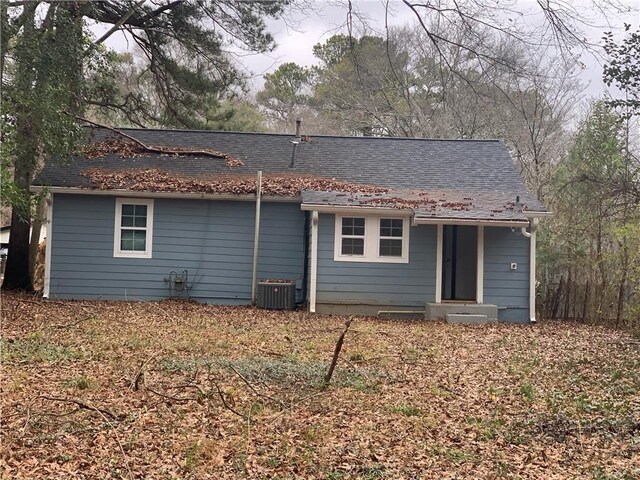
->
{"left": 114, "top": 198, "right": 154, "bottom": 258}
{"left": 334, "top": 214, "right": 410, "bottom": 263}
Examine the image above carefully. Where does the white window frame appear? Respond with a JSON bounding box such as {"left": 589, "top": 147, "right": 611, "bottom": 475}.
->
{"left": 334, "top": 214, "right": 410, "bottom": 263}
{"left": 114, "top": 198, "right": 154, "bottom": 258}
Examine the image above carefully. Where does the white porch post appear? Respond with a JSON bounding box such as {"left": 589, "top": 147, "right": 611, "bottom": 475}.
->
{"left": 309, "top": 211, "right": 319, "bottom": 313}
{"left": 435, "top": 224, "right": 443, "bottom": 303}
{"left": 476, "top": 225, "right": 484, "bottom": 304}
{"left": 43, "top": 194, "right": 53, "bottom": 298}
{"left": 529, "top": 222, "right": 537, "bottom": 322}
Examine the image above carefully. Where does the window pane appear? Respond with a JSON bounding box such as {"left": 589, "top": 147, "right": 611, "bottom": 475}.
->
{"left": 133, "top": 215, "right": 147, "bottom": 228}
{"left": 121, "top": 229, "right": 146, "bottom": 252}
{"left": 380, "top": 218, "right": 403, "bottom": 237}
{"left": 121, "top": 229, "right": 134, "bottom": 251}
{"left": 134, "top": 205, "right": 147, "bottom": 217}
{"left": 122, "top": 204, "right": 135, "bottom": 216}
{"left": 380, "top": 238, "right": 402, "bottom": 257}
{"left": 121, "top": 215, "right": 134, "bottom": 227}
{"left": 132, "top": 237, "right": 146, "bottom": 251}
{"left": 341, "top": 237, "right": 364, "bottom": 255}
{"left": 342, "top": 217, "right": 365, "bottom": 236}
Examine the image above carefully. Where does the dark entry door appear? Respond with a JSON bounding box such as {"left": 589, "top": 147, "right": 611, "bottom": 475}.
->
{"left": 442, "top": 225, "right": 477, "bottom": 301}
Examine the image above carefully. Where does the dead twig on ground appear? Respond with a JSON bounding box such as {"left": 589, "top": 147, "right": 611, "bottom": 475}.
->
{"left": 52, "top": 314, "right": 96, "bottom": 329}
{"left": 129, "top": 352, "right": 160, "bottom": 391}
{"left": 40, "top": 396, "right": 123, "bottom": 422}
{"left": 213, "top": 383, "right": 249, "bottom": 420}
{"left": 228, "top": 365, "right": 285, "bottom": 408}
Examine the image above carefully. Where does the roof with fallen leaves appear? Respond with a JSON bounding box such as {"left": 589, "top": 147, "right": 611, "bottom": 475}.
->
{"left": 33, "top": 126, "right": 546, "bottom": 220}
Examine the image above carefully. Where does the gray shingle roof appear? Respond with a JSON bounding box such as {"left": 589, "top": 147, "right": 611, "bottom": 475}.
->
{"left": 34, "top": 126, "right": 546, "bottom": 217}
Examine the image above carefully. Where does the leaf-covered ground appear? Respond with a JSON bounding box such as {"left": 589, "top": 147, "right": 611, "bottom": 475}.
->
{"left": 1, "top": 294, "right": 638, "bottom": 479}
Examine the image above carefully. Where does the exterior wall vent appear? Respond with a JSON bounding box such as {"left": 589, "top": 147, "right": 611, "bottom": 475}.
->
{"left": 257, "top": 280, "right": 296, "bottom": 310}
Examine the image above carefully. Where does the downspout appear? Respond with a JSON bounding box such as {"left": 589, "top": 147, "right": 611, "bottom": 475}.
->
{"left": 251, "top": 171, "right": 263, "bottom": 305}
{"left": 300, "top": 210, "right": 310, "bottom": 304}
{"left": 309, "top": 211, "right": 319, "bottom": 313}
{"left": 43, "top": 193, "right": 53, "bottom": 298}
{"left": 520, "top": 218, "right": 539, "bottom": 323}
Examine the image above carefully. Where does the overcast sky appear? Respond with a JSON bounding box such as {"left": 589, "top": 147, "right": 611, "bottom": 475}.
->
{"left": 100, "top": 1, "right": 640, "bottom": 103}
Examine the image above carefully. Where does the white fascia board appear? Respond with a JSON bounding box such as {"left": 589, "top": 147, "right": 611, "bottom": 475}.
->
{"left": 301, "top": 203, "right": 413, "bottom": 216}
{"left": 524, "top": 211, "right": 553, "bottom": 218}
{"left": 29, "top": 186, "right": 300, "bottom": 203}
{"left": 414, "top": 217, "right": 529, "bottom": 227}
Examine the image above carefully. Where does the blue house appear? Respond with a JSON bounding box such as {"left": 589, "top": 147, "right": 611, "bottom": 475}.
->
{"left": 32, "top": 126, "right": 549, "bottom": 322}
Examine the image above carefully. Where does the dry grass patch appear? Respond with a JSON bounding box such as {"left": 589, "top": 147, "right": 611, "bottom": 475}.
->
{"left": 1, "top": 293, "right": 639, "bottom": 479}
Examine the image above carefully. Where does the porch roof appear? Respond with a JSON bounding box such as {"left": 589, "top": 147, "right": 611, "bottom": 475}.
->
{"left": 300, "top": 189, "right": 541, "bottom": 223}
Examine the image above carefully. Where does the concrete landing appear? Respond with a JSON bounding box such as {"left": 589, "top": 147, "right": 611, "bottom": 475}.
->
{"left": 446, "top": 313, "right": 494, "bottom": 324}
{"left": 426, "top": 303, "right": 498, "bottom": 321}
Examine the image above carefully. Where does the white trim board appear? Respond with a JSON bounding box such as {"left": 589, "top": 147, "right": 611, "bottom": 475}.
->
{"left": 414, "top": 218, "right": 529, "bottom": 227}
{"left": 529, "top": 220, "right": 538, "bottom": 322}
{"left": 113, "top": 198, "right": 154, "bottom": 259}
{"left": 476, "top": 225, "right": 484, "bottom": 304}
{"left": 30, "top": 186, "right": 300, "bottom": 203}
{"left": 435, "top": 224, "right": 443, "bottom": 303}
{"left": 333, "top": 214, "right": 410, "bottom": 264}
{"left": 302, "top": 204, "right": 413, "bottom": 216}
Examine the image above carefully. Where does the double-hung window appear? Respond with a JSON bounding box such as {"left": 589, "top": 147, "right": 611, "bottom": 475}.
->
{"left": 340, "top": 217, "right": 366, "bottom": 256}
{"left": 334, "top": 215, "right": 409, "bottom": 263}
{"left": 114, "top": 198, "right": 154, "bottom": 258}
{"left": 379, "top": 219, "right": 404, "bottom": 257}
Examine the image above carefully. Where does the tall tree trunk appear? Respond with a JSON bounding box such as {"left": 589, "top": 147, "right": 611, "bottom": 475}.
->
{"left": 581, "top": 280, "right": 590, "bottom": 322}
{"left": 616, "top": 236, "right": 630, "bottom": 327}
{"left": 2, "top": 7, "right": 37, "bottom": 291}
{"left": 563, "top": 267, "right": 572, "bottom": 320}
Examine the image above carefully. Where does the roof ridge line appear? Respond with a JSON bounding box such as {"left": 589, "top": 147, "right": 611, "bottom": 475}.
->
{"left": 85, "top": 125, "right": 503, "bottom": 143}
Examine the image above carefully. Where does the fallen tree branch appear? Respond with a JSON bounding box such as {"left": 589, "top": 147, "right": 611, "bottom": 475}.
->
{"left": 214, "top": 383, "right": 248, "bottom": 420}
{"left": 40, "top": 396, "right": 123, "bottom": 421}
{"left": 228, "top": 365, "right": 285, "bottom": 407}
{"left": 129, "top": 352, "right": 160, "bottom": 391}
{"left": 52, "top": 314, "right": 95, "bottom": 329}
{"left": 70, "top": 113, "right": 233, "bottom": 160}
{"left": 324, "top": 316, "right": 354, "bottom": 386}
{"left": 144, "top": 385, "right": 192, "bottom": 403}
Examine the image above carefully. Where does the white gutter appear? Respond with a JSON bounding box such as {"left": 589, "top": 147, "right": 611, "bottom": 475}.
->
{"left": 251, "top": 171, "right": 263, "bottom": 305}
{"left": 29, "top": 186, "right": 300, "bottom": 203}
{"left": 524, "top": 211, "right": 553, "bottom": 218}
{"left": 43, "top": 194, "right": 53, "bottom": 298}
{"left": 309, "top": 211, "right": 319, "bottom": 313}
{"left": 415, "top": 217, "right": 529, "bottom": 227}
{"left": 301, "top": 204, "right": 413, "bottom": 216}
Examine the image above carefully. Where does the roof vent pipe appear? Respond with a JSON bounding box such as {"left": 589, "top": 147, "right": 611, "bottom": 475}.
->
{"left": 295, "top": 117, "right": 302, "bottom": 139}
{"left": 289, "top": 117, "right": 302, "bottom": 168}
{"left": 289, "top": 141, "right": 299, "bottom": 168}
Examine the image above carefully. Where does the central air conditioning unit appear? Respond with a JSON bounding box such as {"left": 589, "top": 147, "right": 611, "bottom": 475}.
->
{"left": 257, "top": 279, "right": 296, "bottom": 310}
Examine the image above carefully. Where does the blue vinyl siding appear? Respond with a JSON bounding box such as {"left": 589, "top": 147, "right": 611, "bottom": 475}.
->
{"left": 49, "top": 194, "right": 304, "bottom": 302}
{"left": 315, "top": 214, "right": 437, "bottom": 306}
{"left": 483, "top": 226, "right": 530, "bottom": 322}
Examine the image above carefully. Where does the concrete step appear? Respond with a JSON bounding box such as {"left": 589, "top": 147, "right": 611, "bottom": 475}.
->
{"left": 446, "top": 313, "right": 494, "bottom": 324}
{"left": 426, "top": 303, "right": 498, "bottom": 321}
